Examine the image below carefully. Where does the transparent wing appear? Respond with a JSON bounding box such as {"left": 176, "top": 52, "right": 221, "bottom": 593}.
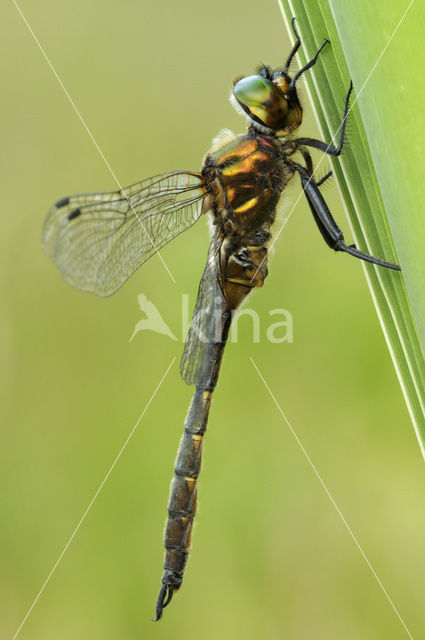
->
{"left": 42, "top": 171, "right": 207, "bottom": 297}
{"left": 180, "top": 228, "right": 226, "bottom": 386}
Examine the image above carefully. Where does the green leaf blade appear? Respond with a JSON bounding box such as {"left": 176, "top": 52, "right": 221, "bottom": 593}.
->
{"left": 279, "top": 0, "right": 425, "bottom": 458}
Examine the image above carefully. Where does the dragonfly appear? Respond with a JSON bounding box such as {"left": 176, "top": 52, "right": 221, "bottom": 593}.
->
{"left": 42, "top": 18, "right": 401, "bottom": 622}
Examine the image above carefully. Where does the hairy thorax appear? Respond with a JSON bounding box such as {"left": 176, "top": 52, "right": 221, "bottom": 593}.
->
{"left": 201, "top": 129, "right": 293, "bottom": 308}
{"left": 201, "top": 129, "right": 292, "bottom": 236}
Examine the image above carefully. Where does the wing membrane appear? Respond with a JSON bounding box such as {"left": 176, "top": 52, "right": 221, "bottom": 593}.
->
{"left": 42, "top": 171, "right": 207, "bottom": 297}
{"left": 180, "top": 229, "right": 226, "bottom": 386}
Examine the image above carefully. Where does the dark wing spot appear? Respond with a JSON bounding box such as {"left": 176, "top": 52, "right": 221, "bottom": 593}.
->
{"left": 55, "top": 197, "right": 70, "bottom": 208}
{"left": 68, "top": 208, "right": 81, "bottom": 220}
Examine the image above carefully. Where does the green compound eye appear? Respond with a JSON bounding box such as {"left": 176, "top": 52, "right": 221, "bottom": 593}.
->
{"left": 233, "top": 75, "right": 288, "bottom": 130}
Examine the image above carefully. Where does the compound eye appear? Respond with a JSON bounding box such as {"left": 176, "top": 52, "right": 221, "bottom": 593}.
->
{"left": 233, "top": 75, "right": 289, "bottom": 130}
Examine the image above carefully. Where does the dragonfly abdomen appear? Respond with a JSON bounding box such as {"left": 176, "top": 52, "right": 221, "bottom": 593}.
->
{"left": 155, "top": 386, "right": 213, "bottom": 620}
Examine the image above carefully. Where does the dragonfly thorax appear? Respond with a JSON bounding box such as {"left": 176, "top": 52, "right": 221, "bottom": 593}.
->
{"left": 202, "top": 131, "right": 290, "bottom": 236}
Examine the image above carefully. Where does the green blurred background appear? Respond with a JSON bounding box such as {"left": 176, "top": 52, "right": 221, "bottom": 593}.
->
{"left": 2, "top": 1, "right": 424, "bottom": 638}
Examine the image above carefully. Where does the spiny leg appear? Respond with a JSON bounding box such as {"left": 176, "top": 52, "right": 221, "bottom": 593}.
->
{"left": 294, "top": 81, "right": 353, "bottom": 156}
{"left": 290, "top": 160, "right": 401, "bottom": 271}
{"left": 290, "top": 37, "right": 329, "bottom": 87}
{"left": 298, "top": 146, "right": 332, "bottom": 188}
{"left": 284, "top": 17, "right": 301, "bottom": 71}
{"left": 316, "top": 171, "right": 332, "bottom": 187}
{"left": 293, "top": 159, "right": 340, "bottom": 251}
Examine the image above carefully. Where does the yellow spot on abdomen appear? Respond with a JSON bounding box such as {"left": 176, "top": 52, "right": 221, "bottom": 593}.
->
{"left": 185, "top": 477, "right": 196, "bottom": 490}
{"left": 191, "top": 434, "right": 202, "bottom": 452}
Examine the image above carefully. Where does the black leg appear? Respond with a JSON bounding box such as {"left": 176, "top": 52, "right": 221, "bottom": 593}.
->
{"left": 316, "top": 171, "right": 332, "bottom": 187}
{"left": 298, "top": 147, "right": 332, "bottom": 187}
{"left": 299, "top": 146, "right": 314, "bottom": 175}
{"left": 284, "top": 18, "right": 301, "bottom": 71}
{"left": 294, "top": 81, "right": 353, "bottom": 156}
{"left": 290, "top": 161, "right": 401, "bottom": 271}
{"left": 290, "top": 38, "right": 329, "bottom": 87}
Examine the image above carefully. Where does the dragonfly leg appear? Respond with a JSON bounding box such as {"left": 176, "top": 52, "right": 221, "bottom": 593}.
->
{"left": 298, "top": 147, "right": 332, "bottom": 188}
{"left": 289, "top": 38, "right": 330, "bottom": 87}
{"left": 290, "top": 160, "right": 401, "bottom": 271}
{"left": 284, "top": 18, "right": 301, "bottom": 71}
{"left": 316, "top": 170, "right": 332, "bottom": 187}
{"left": 293, "top": 81, "right": 353, "bottom": 156}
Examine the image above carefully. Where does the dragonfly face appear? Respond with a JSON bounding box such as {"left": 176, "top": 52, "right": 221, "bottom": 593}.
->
{"left": 232, "top": 70, "right": 302, "bottom": 134}
{"left": 42, "top": 17, "right": 401, "bottom": 623}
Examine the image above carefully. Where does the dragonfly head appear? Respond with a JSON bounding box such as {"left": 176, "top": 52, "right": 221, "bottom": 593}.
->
{"left": 232, "top": 71, "right": 302, "bottom": 136}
